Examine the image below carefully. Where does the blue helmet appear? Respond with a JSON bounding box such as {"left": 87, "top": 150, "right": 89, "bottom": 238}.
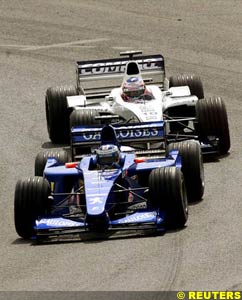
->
{"left": 96, "top": 144, "right": 120, "bottom": 166}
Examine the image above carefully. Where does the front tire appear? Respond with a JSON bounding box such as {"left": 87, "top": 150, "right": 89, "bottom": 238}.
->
{"left": 45, "top": 85, "right": 78, "bottom": 144}
{"left": 196, "top": 97, "right": 230, "bottom": 155}
{"left": 167, "top": 140, "right": 204, "bottom": 203}
{"left": 149, "top": 167, "right": 188, "bottom": 229}
{"left": 169, "top": 74, "right": 204, "bottom": 99}
{"left": 14, "top": 177, "right": 51, "bottom": 239}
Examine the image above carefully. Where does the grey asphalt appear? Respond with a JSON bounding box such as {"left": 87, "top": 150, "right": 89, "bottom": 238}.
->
{"left": 1, "top": 0, "right": 242, "bottom": 291}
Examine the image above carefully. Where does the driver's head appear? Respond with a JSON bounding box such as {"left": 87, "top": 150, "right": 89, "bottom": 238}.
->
{"left": 96, "top": 144, "right": 120, "bottom": 167}
{"left": 122, "top": 77, "right": 145, "bottom": 102}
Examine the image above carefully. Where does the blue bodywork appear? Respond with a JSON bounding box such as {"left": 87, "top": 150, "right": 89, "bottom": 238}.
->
{"left": 35, "top": 121, "right": 182, "bottom": 238}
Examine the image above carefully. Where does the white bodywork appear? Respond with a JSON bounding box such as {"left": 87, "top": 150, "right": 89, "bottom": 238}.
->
{"left": 67, "top": 84, "right": 198, "bottom": 123}
{"left": 68, "top": 52, "right": 198, "bottom": 126}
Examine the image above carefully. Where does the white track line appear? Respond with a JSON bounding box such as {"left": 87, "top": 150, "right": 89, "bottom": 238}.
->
{"left": 0, "top": 38, "right": 109, "bottom": 51}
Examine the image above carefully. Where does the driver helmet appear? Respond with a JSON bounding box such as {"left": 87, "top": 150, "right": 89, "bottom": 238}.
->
{"left": 122, "top": 77, "right": 145, "bottom": 102}
{"left": 96, "top": 144, "right": 120, "bottom": 167}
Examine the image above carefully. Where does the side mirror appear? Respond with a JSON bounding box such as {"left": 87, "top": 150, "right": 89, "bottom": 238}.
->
{"left": 105, "top": 96, "right": 115, "bottom": 106}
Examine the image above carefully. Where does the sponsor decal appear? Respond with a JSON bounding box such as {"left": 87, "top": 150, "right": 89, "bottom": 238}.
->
{"left": 127, "top": 77, "right": 139, "bottom": 83}
{"left": 37, "top": 218, "right": 81, "bottom": 228}
{"left": 79, "top": 58, "right": 163, "bottom": 75}
{"left": 91, "top": 206, "right": 100, "bottom": 211}
{"left": 89, "top": 197, "right": 103, "bottom": 205}
{"left": 116, "top": 212, "right": 156, "bottom": 224}
{"left": 81, "top": 127, "right": 160, "bottom": 141}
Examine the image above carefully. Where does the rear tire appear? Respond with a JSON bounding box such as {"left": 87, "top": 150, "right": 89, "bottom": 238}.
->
{"left": 35, "top": 149, "right": 71, "bottom": 176}
{"left": 70, "top": 109, "right": 101, "bottom": 158}
{"left": 14, "top": 177, "right": 51, "bottom": 239}
{"left": 169, "top": 74, "right": 204, "bottom": 99}
{"left": 196, "top": 97, "right": 230, "bottom": 155}
{"left": 149, "top": 167, "right": 188, "bottom": 229}
{"left": 167, "top": 140, "right": 204, "bottom": 203}
{"left": 45, "top": 85, "right": 78, "bottom": 144}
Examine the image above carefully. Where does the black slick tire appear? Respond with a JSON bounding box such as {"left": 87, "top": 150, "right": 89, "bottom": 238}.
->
{"left": 14, "top": 177, "right": 51, "bottom": 239}
{"left": 149, "top": 167, "right": 188, "bottom": 229}
{"left": 196, "top": 97, "right": 230, "bottom": 155}
{"left": 34, "top": 149, "right": 71, "bottom": 176}
{"left": 169, "top": 74, "right": 204, "bottom": 99}
{"left": 45, "top": 85, "right": 78, "bottom": 144}
{"left": 167, "top": 140, "right": 204, "bottom": 203}
{"left": 69, "top": 109, "right": 100, "bottom": 128}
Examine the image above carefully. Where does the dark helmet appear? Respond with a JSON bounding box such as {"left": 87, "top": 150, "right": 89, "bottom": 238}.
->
{"left": 96, "top": 144, "right": 120, "bottom": 166}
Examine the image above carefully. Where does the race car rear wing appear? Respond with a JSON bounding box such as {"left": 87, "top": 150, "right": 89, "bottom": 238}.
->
{"left": 70, "top": 121, "right": 165, "bottom": 161}
{"left": 76, "top": 52, "right": 165, "bottom": 97}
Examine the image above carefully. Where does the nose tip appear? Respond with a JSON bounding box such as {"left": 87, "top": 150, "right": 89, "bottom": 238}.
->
{"left": 85, "top": 212, "right": 110, "bottom": 232}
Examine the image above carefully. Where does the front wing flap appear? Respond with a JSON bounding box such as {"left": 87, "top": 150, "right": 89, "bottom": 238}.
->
{"left": 35, "top": 210, "right": 165, "bottom": 238}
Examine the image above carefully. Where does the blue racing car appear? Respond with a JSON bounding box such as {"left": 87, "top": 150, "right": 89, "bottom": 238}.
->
{"left": 14, "top": 121, "right": 204, "bottom": 240}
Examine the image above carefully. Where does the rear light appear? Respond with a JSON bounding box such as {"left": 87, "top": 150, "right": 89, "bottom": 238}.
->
{"left": 134, "top": 157, "right": 146, "bottom": 163}
{"left": 65, "top": 162, "right": 78, "bottom": 168}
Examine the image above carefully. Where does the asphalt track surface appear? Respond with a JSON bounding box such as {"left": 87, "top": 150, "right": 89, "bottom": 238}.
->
{"left": 1, "top": 0, "right": 242, "bottom": 293}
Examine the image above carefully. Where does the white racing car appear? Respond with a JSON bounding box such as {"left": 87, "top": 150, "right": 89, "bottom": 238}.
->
{"left": 45, "top": 50, "right": 230, "bottom": 155}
